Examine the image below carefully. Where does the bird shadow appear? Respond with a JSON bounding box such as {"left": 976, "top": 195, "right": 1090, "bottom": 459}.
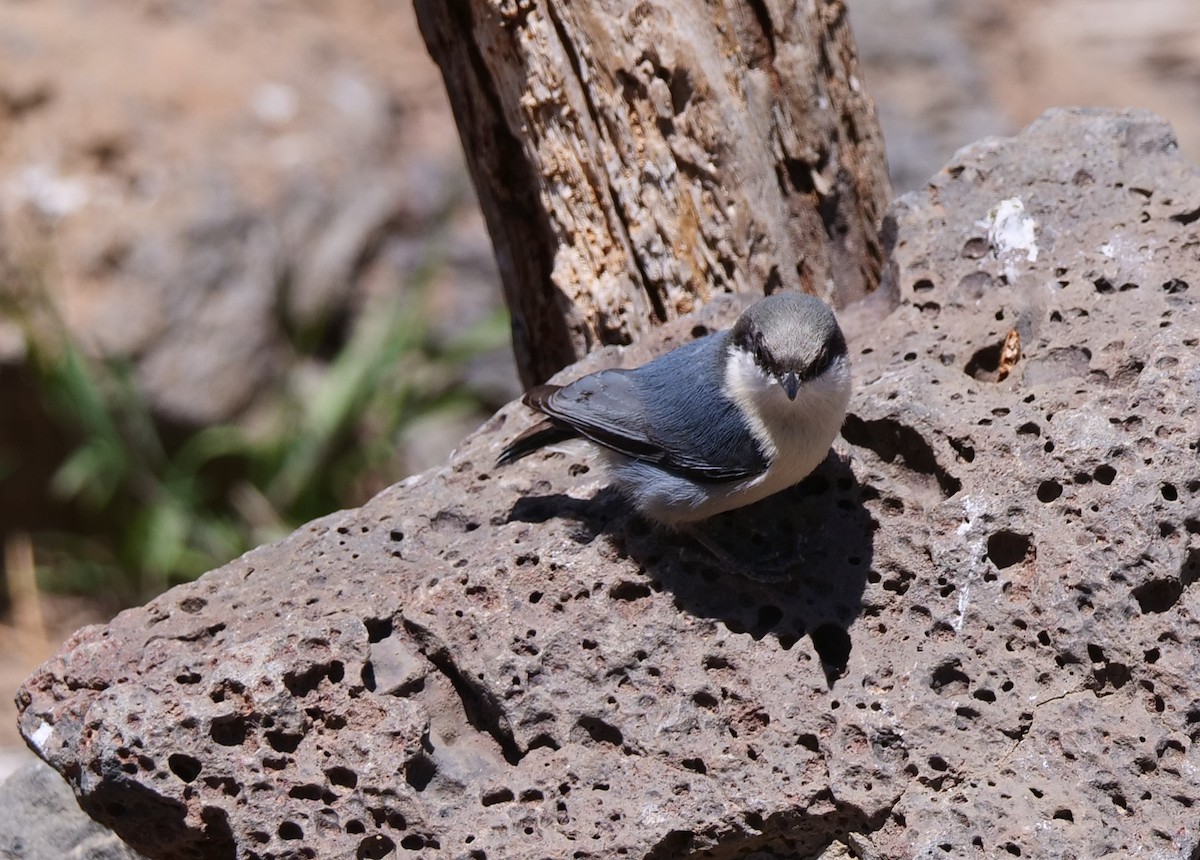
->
{"left": 506, "top": 452, "right": 876, "bottom": 685}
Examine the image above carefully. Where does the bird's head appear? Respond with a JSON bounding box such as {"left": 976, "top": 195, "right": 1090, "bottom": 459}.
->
{"left": 729, "top": 292, "right": 849, "bottom": 401}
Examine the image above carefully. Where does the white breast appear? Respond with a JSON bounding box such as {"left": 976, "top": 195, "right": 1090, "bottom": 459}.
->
{"left": 712, "top": 347, "right": 852, "bottom": 510}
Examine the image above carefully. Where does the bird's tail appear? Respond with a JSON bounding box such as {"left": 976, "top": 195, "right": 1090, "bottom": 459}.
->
{"left": 497, "top": 420, "right": 577, "bottom": 466}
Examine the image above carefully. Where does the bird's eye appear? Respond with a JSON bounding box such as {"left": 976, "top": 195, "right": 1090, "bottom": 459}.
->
{"left": 810, "top": 346, "right": 831, "bottom": 376}
{"left": 752, "top": 333, "right": 772, "bottom": 368}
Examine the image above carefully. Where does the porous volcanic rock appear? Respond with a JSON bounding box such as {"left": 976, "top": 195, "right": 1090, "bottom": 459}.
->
{"left": 17, "top": 108, "right": 1200, "bottom": 859}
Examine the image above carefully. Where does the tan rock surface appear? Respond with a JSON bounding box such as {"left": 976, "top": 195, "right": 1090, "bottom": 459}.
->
{"left": 17, "top": 108, "right": 1200, "bottom": 859}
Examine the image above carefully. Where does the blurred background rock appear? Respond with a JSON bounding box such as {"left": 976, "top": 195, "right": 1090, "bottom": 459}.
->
{"left": 1, "top": 0, "right": 1198, "bottom": 778}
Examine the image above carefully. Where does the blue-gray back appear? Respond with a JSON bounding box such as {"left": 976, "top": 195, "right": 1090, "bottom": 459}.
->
{"left": 540, "top": 332, "right": 768, "bottom": 481}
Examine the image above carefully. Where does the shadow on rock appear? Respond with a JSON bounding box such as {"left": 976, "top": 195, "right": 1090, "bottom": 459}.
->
{"left": 506, "top": 452, "right": 875, "bottom": 684}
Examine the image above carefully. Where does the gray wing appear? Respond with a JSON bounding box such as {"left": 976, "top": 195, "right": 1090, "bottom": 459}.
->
{"left": 529, "top": 334, "right": 768, "bottom": 481}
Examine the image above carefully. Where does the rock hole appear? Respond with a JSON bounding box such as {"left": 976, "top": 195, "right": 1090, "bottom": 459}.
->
{"left": 210, "top": 715, "right": 248, "bottom": 747}
{"left": 930, "top": 660, "right": 970, "bottom": 695}
{"left": 960, "top": 237, "right": 988, "bottom": 259}
{"left": 284, "top": 660, "right": 345, "bottom": 697}
{"left": 703, "top": 654, "right": 731, "bottom": 671}
{"left": 179, "top": 596, "right": 207, "bottom": 614}
{"left": 365, "top": 617, "right": 394, "bottom": 643}
{"left": 265, "top": 730, "right": 303, "bottom": 754}
{"left": 681, "top": 757, "right": 707, "bottom": 774}
{"left": 883, "top": 568, "right": 914, "bottom": 595}
{"left": 810, "top": 624, "right": 851, "bottom": 673}
{"left": 973, "top": 688, "right": 996, "bottom": 703}
{"left": 405, "top": 754, "right": 437, "bottom": 791}
{"left": 1161, "top": 483, "right": 1179, "bottom": 501}
{"left": 1170, "top": 206, "right": 1200, "bottom": 225}
{"left": 796, "top": 733, "right": 819, "bottom": 752}
{"left": 1183, "top": 549, "right": 1200, "bottom": 586}
{"left": 964, "top": 340, "right": 1005, "bottom": 381}
{"left": 1132, "top": 578, "right": 1184, "bottom": 614}
{"left": 1004, "top": 843, "right": 1022, "bottom": 856}
{"left": 928, "top": 755, "right": 949, "bottom": 772}
{"left": 692, "top": 691, "right": 718, "bottom": 709}
{"left": 987, "top": 530, "right": 1033, "bottom": 569}
{"left": 278, "top": 821, "right": 303, "bottom": 841}
{"left": 1099, "top": 662, "right": 1131, "bottom": 688}
{"left": 357, "top": 835, "right": 396, "bottom": 860}
{"left": 481, "top": 788, "right": 515, "bottom": 806}
{"left": 327, "top": 766, "right": 358, "bottom": 789}
{"left": 1036, "top": 480, "right": 1062, "bottom": 503}
{"left": 576, "top": 716, "right": 624, "bottom": 747}
{"left": 168, "top": 753, "right": 202, "bottom": 782}
{"left": 289, "top": 784, "right": 325, "bottom": 802}
{"left": 608, "top": 581, "right": 651, "bottom": 601}
{"left": 400, "top": 835, "right": 425, "bottom": 850}
{"left": 1093, "top": 464, "right": 1117, "bottom": 485}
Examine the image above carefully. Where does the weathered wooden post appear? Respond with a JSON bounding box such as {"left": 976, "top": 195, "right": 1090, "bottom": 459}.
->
{"left": 415, "top": 0, "right": 891, "bottom": 386}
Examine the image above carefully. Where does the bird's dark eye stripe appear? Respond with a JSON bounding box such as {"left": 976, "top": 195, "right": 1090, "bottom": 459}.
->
{"left": 798, "top": 330, "right": 846, "bottom": 382}
{"left": 735, "top": 317, "right": 845, "bottom": 381}
{"left": 757, "top": 343, "right": 775, "bottom": 371}
{"left": 796, "top": 349, "right": 827, "bottom": 383}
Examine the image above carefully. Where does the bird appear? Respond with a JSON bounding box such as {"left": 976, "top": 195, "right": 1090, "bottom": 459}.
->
{"left": 497, "top": 292, "right": 852, "bottom": 533}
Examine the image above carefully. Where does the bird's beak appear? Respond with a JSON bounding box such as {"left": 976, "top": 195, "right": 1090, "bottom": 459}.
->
{"left": 781, "top": 371, "right": 800, "bottom": 400}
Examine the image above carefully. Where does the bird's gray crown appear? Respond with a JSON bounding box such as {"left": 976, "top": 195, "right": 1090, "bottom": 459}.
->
{"left": 730, "top": 292, "right": 846, "bottom": 382}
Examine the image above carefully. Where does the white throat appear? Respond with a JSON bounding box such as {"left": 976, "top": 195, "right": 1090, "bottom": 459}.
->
{"left": 723, "top": 345, "right": 852, "bottom": 488}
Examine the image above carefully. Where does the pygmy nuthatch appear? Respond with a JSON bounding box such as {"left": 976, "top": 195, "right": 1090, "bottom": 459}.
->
{"left": 498, "top": 292, "right": 852, "bottom": 528}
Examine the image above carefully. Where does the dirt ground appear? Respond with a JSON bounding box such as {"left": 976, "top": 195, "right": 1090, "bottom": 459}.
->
{"left": 3, "top": 0, "right": 1199, "bottom": 773}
